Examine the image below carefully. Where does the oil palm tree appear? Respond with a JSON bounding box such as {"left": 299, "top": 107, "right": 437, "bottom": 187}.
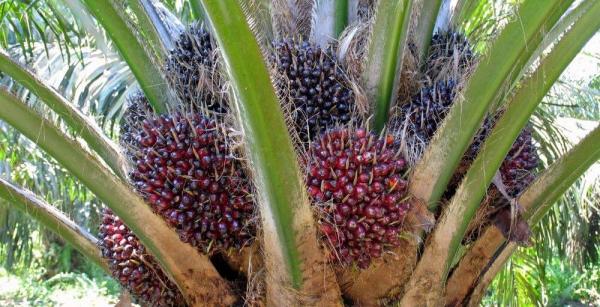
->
{"left": 0, "top": 0, "right": 598, "bottom": 306}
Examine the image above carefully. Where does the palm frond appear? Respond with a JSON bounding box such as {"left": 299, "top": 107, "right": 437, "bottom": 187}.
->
{"left": 0, "top": 0, "right": 85, "bottom": 63}
{"left": 0, "top": 122, "right": 101, "bottom": 272}
{"left": 0, "top": 177, "right": 107, "bottom": 272}
{"left": 1, "top": 42, "right": 134, "bottom": 128}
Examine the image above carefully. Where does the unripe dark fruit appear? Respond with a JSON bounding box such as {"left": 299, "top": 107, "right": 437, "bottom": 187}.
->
{"left": 427, "top": 31, "right": 474, "bottom": 81}
{"left": 306, "top": 128, "right": 410, "bottom": 269}
{"left": 99, "top": 209, "right": 186, "bottom": 306}
{"left": 129, "top": 113, "right": 255, "bottom": 253}
{"left": 398, "top": 80, "right": 457, "bottom": 142}
{"left": 165, "top": 23, "right": 226, "bottom": 113}
{"left": 272, "top": 40, "right": 354, "bottom": 142}
{"left": 120, "top": 90, "right": 152, "bottom": 157}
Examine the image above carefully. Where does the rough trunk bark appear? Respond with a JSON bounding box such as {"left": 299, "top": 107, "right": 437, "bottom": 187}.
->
{"left": 443, "top": 227, "right": 505, "bottom": 306}
{"left": 466, "top": 244, "right": 516, "bottom": 306}
{"left": 263, "top": 205, "right": 342, "bottom": 306}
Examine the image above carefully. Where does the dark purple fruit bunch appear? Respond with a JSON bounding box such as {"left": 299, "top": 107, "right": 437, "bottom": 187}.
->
{"left": 165, "top": 23, "right": 226, "bottom": 113}
{"left": 398, "top": 80, "right": 457, "bottom": 142}
{"left": 129, "top": 113, "right": 255, "bottom": 253}
{"left": 427, "top": 31, "right": 474, "bottom": 80}
{"left": 429, "top": 31, "right": 473, "bottom": 63}
{"left": 120, "top": 90, "right": 152, "bottom": 156}
{"left": 306, "top": 128, "right": 410, "bottom": 269}
{"left": 99, "top": 209, "right": 186, "bottom": 306}
{"left": 272, "top": 40, "right": 354, "bottom": 142}
{"left": 397, "top": 80, "right": 538, "bottom": 198}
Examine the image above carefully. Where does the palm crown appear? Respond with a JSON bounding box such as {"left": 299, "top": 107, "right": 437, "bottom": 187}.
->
{"left": 0, "top": 0, "right": 598, "bottom": 306}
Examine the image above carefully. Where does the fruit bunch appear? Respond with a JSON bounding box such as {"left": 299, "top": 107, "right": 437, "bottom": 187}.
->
{"left": 426, "top": 31, "right": 474, "bottom": 81}
{"left": 401, "top": 30, "right": 538, "bottom": 200}
{"left": 165, "top": 22, "right": 227, "bottom": 114}
{"left": 99, "top": 209, "right": 186, "bottom": 307}
{"left": 398, "top": 80, "right": 457, "bottom": 143}
{"left": 272, "top": 40, "right": 355, "bottom": 142}
{"left": 107, "top": 23, "right": 257, "bottom": 304}
{"left": 129, "top": 113, "right": 255, "bottom": 253}
{"left": 393, "top": 30, "right": 539, "bottom": 245}
{"left": 497, "top": 127, "right": 539, "bottom": 197}
{"left": 468, "top": 120, "right": 539, "bottom": 193}
{"left": 306, "top": 128, "right": 410, "bottom": 268}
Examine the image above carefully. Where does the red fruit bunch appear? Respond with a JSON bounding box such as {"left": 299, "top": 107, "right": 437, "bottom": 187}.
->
{"left": 129, "top": 113, "right": 255, "bottom": 253}
{"left": 467, "top": 121, "right": 539, "bottom": 198}
{"left": 306, "top": 128, "right": 410, "bottom": 268}
{"left": 99, "top": 209, "right": 185, "bottom": 306}
{"left": 498, "top": 126, "right": 538, "bottom": 197}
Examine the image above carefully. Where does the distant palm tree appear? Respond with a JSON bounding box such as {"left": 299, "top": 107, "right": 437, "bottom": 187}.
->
{"left": 0, "top": 0, "right": 598, "bottom": 306}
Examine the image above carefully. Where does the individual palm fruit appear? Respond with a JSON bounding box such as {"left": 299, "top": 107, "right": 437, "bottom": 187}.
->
{"left": 129, "top": 113, "right": 255, "bottom": 253}
{"left": 99, "top": 209, "right": 186, "bottom": 306}
{"left": 397, "top": 80, "right": 457, "bottom": 143}
{"left": 272, "top": 40, "right": 355, "bottom": 142}
{"left": 120, "top": 90, "right": 152, "bottom": 158}
{"left": 306, "top": 128, "right": 410, "bottom": 269}
{"left": 426, "top": 31, "right": 474, "bottom": 81}
{"left": 165, "top": 22, "right": 226, "bottom": 113}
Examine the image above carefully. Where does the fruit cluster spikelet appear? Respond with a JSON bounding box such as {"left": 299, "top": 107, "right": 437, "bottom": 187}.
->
{"left": 120, "top": 91, "right": 151, "bottom": 157}
{"left": 306, "top": 128, "right": 410, "bottom": 268}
